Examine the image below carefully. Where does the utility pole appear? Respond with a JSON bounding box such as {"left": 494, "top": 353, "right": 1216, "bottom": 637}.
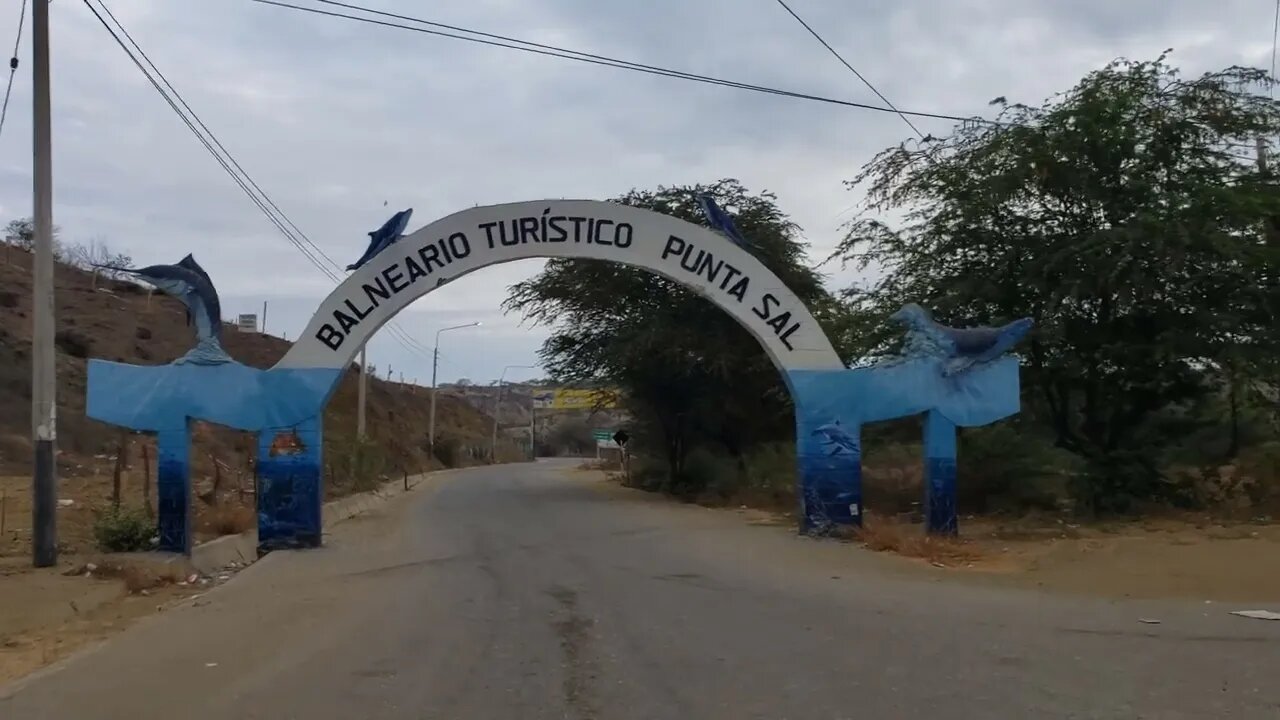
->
{"left": 428, "top": 346, "right": 439, "bottom": 452}
{"left": 31, "top": 0, "right": 57, "bottom": 567}
{"left": 492, "top": 365, "right": 536, "bottom": 463}
{"left": 427, "top": 321, "right": 481, "bottom": 454}
{"left": 528, "top": 402, "right": 536, "bottom": 461}
{"left": 490, "top": 380, "right": 503, "bottom": 463}
{"left": 261, "top": 300, "right": 268, "bottom": 334}
{"left": 356, "top": 346, "right": 367, "bottom": 439}
{"left": 1261, "top": 138, "right": 1278, "bottom": 247}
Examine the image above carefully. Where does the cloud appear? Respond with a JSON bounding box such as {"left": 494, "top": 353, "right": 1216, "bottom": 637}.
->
{"left": 0, "top": 0, "right": 1270, "bottom": 383}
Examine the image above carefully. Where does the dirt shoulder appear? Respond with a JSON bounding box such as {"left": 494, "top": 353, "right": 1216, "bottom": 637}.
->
{"left": 947, "top": 515, "right": 1280, "bottom": 602}
{"left": 0, "top": 557, "right": 221, "bottom": 687}
{"left": 599, "top": 469, "right": 1280, "bottom": 604}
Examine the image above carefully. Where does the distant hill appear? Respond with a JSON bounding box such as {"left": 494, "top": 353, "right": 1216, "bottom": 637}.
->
{"left": 0, "top": 248, "right": 510, "bottom": 485}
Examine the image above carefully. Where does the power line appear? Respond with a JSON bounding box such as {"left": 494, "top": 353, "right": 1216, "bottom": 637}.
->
{"left": 251, "top": 0, "right": 1000, "bottom": 127}
{"left": 771, "top": 0, "right": 926, "bottom": 140}
{"left": 0, "top": 0, "right": 27, "bottom": 143}
{"left": 84, "top": 1, "right": 334, "bottom": 278}
{"left": 83, "top": 0, "right": 436, "bottom": 360}
{"left": 92, "top": 0, "right": 348, "bottom": 276}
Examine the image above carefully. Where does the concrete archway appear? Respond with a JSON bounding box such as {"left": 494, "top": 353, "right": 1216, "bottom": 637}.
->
{"left": 276, "top": 200, "right": 843, "bottom": 374}
{"left": 252, "top": 200, "right": 851, "bottom": 546}
{"left": 84, "top": 199, "right": 1031, "bottom": 552}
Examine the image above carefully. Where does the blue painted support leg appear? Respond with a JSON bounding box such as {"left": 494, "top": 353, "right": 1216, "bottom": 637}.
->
{"left": 156, "top": 422, "right": 192, "bottom": 555}
{"left": 924, "top": 410, "right": 959, "bottom": 535}
{"left": 793, "top": 410, "right": 862, "bottom": 534}
{"left": 257, "top": 416, "right": 324, "bottom": 551}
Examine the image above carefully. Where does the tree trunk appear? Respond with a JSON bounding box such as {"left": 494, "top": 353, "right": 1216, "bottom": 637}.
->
{"left": 1227, "top": 356, "right": 1241, "bottom": 460}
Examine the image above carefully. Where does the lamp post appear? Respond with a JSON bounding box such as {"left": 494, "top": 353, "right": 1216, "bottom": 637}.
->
{"left": 427, "top": 322, "right": 481, "bottom": 455}
{"left": 492, "top": 364, "right": 536, "bottom": 463}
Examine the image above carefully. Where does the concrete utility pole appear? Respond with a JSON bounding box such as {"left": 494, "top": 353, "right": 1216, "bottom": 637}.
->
{"left": 31, "top": 0, "right": 57, "bottom": 567}
{"left": 356, "top": 346, "right": 367, "bottom": 439}
{"left": 492, "top": 365, "right": 535, "bottom": 462}
{"left": 427, "top": 322, "right": 481, "bottom": 454}
{"left": 528, "top": 400, "right": 536, "bottom": 461}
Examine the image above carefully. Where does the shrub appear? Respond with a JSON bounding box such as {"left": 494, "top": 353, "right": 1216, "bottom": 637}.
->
{"left": 55, "top": 329, "right": 92, "bottom": 358}
{"left": 675, "top": 446, "right": 739, "bottom": 501}
{"left": 92, "top": 505, "right": 156, "bottom": 552}
{"left": 432, "top": 435, "right": 462, "bottom": 468}
{"left": 958, "top": 423, "right": 1078, "bottom": 514}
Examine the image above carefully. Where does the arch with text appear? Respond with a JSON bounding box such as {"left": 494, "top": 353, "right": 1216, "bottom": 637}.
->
{"left": 266, "top": 200, "right": 854, "bottom": 544}
{"left": 85, "top": 199, "right": 1028, "bottom": 553}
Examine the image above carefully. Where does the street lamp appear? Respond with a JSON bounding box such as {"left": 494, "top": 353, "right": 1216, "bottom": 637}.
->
{"left": 492, "top": 364, "right": 537, "bottom": 463}
{"left": 428, "top": 322, "right": 482, "bottom": 454}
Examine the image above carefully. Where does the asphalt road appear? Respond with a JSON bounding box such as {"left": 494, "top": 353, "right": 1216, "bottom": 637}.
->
{"left": 3, "top": 459, "right": 1277, "bottom": 719}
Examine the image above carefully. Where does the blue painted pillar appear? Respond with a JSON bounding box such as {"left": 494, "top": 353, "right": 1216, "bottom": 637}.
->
{"left": 923, "top": 410, "right": 959, "bottom": 535}
{"left": 156, "top": 421, "right": 192, "bottom": 555}
{"left": 793, "top": 409, "right": 862, "bottom": 533}
{"left": 256, "top": 416, "right": 324, "bottom": 551}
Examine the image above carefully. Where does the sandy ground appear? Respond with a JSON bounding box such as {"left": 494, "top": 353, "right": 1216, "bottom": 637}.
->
{"left": 949, "top": 515, "right": 1280, "bottom": 601}
{"left": 0, "top": 466, "right": 253, "bottom": 687}
{"left": 0, "top": 471, "right": 255, "bottom": 562}
{"left": 0, "top": 573, "right": 206, "bottom": 687}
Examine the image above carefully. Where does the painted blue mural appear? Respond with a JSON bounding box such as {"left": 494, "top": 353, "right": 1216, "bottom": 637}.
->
{"left": 788, "top": 303, "right": 1032, "bottom": 534}
{"left": 86, "top": 254, "right": 339, "bottom": 553}
{"left": 156, "top": 423, "right": 192, "bottom": 554}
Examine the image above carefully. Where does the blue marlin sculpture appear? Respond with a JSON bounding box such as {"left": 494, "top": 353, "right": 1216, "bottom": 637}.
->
{"left": 696, "top": 195, "right": 750, "bottom": 249}
{"left": 119, "top": 254, "right": 231, "bottom": 365}
{"left": 347, "top": 208, "right": 413, "bottom": 271}
{"left": 888, "top": 303, "right": 1033, "bottom": 377}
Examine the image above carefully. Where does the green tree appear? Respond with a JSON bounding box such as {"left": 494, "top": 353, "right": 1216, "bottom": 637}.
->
{"left": 835, "top": 55, "right": 1280, "bottom": 512}
{"left": 505, "top": 179, "right": 849, "bottom": 494}
{"left": 4, "top": 217, "right": 63, "bottom": 257}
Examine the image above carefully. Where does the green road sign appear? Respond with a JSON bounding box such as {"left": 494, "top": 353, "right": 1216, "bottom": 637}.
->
{"left": 592, "top": 430, "right": 614, "bottom": 441}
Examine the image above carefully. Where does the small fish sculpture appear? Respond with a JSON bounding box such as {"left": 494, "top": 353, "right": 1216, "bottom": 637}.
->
{"left": 347, "top": 208, "right": 414, "bottom": 271}
{"left": 696, "top": 195, "right": 749, "bottom": 249}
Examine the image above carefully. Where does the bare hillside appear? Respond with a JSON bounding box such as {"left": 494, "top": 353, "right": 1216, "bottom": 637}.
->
{"left": 0, "top": 248, "right": 502, "bottom": 481}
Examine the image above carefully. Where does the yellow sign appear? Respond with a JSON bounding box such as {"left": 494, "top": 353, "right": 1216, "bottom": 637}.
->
{"left": 533, "top": 388, "right": 619, "bottom": 410}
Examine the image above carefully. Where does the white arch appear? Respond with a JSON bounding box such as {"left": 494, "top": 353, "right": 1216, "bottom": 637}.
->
{"left": 275, "top": 200, "right": 844, "bottom": 373}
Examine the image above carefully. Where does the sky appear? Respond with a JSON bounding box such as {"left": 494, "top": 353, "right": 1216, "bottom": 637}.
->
{"left": 0, "top": 0, "right": 1274, "bottom": 385}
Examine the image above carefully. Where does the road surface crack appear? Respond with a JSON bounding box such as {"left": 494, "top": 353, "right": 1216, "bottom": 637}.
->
{"left": 547, "top": 584, "right": 600, "bottom": 719}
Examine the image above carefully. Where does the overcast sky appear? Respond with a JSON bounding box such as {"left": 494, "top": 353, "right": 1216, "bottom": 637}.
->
{"left": 0, "top": 0, "right": 1273, "bottom": 384}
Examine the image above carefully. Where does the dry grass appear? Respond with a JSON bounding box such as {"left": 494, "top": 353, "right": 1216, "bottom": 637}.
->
{"left": 853, "top": 516, "right": 985, "bottom": 566}
{"left": 207, "top": 504, "right": 255, "bottom": 536}
{"left": 578, "top": 459, "right": 618, "bottom": 472}
{"left": 71, "top": 559, "right": 184, "bottom": 594}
